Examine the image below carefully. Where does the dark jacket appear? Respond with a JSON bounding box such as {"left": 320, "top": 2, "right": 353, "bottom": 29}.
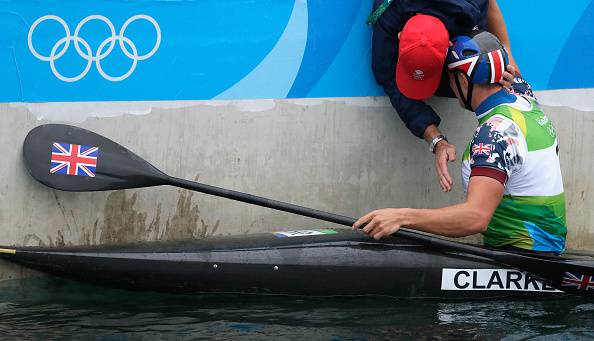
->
{"left": 372, "top": 0, "right": 489, "bottom": 138}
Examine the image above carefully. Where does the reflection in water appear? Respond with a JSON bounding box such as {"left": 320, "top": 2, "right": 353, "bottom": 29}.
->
{"left": 0, "top": 277, "right": 592, "bottom": 340}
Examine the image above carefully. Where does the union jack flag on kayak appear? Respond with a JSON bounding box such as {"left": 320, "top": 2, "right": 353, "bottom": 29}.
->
{"left": 561, "top": 272, "right": 594, "bottom": 291}
{"left": 50, "top": 142, "right": 99, "bottom": 177}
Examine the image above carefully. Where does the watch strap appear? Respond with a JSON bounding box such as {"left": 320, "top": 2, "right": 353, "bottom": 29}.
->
{"left": 429, "top": 135, "right": 448, "bottom": 153}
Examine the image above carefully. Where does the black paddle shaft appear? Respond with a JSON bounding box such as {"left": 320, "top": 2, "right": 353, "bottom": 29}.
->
{"left": 170, "top": 176, "right": 525, "bottom": 258}
{"left": 170, "top": 176, "right": 358, "bottom": 226}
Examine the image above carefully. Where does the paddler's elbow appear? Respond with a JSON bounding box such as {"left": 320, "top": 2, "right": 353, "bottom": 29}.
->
{"left": 466, "top": 211, "right": 491, "bottom": 235}
{"left": 450, "top": 223, "right": 487, "bottom": 237}
{"left": 466, "top": 222, "right": 488, "bottom": 235}
{"left": 452, "top": 208, "right": 490, "bottom": 236}
{"left": 444, "top": 220, "right": 488, "bottom": 238}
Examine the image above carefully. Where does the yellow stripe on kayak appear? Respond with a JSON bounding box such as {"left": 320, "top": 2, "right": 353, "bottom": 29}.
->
{"left": 0, "top": 248, "right": 16, "bottom": 254}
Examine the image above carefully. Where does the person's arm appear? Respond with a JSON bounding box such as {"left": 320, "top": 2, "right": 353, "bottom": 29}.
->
{"left": 424, "top": 125, "right": 457, "bottom": 192}
{"left": 487, "top": 0, "right": 520, "bottom": 74}
{"left": 371, "top": 9, "right": 441, "bottom": 139}
{"left": 381, "top": 80, "right": 442, "bottom": 138}
{"left": 352, "top": 176, "right": 504, "bottom": 239}
{"left": 376, "top": 63, "right": 457, "bottom": 192}
{"left": 371, "top": 7, "right": 455, "bottom": 191}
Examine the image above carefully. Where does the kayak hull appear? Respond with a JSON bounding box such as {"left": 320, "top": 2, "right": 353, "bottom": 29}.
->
{"left": 0, "top": 229, "right": 568, "bottom": 298}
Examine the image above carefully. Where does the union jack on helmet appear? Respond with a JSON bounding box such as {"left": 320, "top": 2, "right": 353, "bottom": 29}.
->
{"left": 446, "top": 31, "right": 509, "bottom": 85}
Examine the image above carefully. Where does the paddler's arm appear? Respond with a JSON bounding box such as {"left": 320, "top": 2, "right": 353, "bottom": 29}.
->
{"left": 353, "top": 176, "right": 504, "bottom": 240}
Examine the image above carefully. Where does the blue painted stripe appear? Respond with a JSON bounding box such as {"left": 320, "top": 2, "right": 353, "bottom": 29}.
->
{"left": 215, "top": 0, "right": 308, "bottom": 99}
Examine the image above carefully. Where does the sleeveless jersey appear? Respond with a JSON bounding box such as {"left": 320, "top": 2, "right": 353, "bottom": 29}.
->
{"left": 461, "top": 93, "right": 566, "bottom": 253}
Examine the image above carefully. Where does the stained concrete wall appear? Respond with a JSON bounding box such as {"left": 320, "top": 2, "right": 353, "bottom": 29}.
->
{"left": 1, "top": 93, "right": 593, "bottom": 281}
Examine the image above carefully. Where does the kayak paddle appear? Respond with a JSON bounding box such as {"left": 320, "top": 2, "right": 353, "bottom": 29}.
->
{"left": 22, "top": 124, "right": 594, "bottom": 297}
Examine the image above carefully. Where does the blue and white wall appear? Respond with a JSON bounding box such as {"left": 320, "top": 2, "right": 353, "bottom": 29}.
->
{"left": 1, "top": 0, "right": 377, "bottom": 101}
{"left": 2, "top": 0, "right": 593, "bottom": 102}
{"left": 0, "top": 0, "right": 593, "bottom": 281}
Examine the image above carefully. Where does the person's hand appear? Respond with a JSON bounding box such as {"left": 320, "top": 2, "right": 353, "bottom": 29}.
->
{"left": 434, "top": 140, "right": 456, "bottom": 192}
{"left": 352, "top": 208, "right": 410, "bottom": 240}
{"left": 499, "top": 64, "right": 517, "bottom": 89}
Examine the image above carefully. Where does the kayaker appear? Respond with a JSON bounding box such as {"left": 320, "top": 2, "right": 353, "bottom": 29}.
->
{"left": 371, "top": 0, "right": 520, "bottom": 192}
{"left": 355, "top": 31, "right": 566, "bottom": 254}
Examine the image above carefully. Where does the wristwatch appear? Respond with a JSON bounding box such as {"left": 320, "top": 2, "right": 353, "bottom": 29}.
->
{"left": 429, "top": 135, "right": 448, "bottom": 153}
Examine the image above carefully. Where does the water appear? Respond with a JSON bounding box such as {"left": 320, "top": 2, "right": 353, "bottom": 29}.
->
{"left": 0, "top": 277, "right": 593, "bottom": 340}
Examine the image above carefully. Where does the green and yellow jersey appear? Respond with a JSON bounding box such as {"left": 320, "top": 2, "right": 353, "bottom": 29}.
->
{"left": 461, "top": 89, "right": 566, "bottom": 253}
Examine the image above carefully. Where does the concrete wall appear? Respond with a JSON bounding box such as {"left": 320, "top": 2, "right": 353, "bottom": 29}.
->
{"left": 1, "top": 93, "right": 593, "bottom": 280}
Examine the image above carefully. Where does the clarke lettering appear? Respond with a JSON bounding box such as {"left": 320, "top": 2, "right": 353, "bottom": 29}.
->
{"left": 454, "top": 270, "right": 471, "bottom": 289}
{"left": 487, "top": 271, "right": 504, "bottom": 289}
{"left": 472, "top": 270, "right": 486, "bottom": 289}
{"left": 441, "top": 268, "right": 562, "bottom": 292}
{"left": 541, "top": 281, "right": 557, "bottom": 291}
{"left": 524, "top": 273, "right": 540, "bottom": 290}
{"left": 506, "top": 271, "right": 523, "bottom": 290}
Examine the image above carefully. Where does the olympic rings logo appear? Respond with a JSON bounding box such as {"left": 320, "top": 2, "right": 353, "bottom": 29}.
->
{"left": 28, "top": 14, "right": 161, "bottom": 82}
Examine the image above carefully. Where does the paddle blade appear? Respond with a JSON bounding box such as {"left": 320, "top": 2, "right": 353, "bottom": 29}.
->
{"left": 23, "top": 124, "right": 169, "bottom": 191}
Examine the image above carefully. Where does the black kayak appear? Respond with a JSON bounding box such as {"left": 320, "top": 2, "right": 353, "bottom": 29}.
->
{"left": 0, "top": 228, "right": 582, "bottom": 298}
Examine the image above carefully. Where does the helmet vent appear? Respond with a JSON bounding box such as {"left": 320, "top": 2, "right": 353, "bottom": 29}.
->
{"left": 462, "top": 49, "right": 478, "bottom": 57}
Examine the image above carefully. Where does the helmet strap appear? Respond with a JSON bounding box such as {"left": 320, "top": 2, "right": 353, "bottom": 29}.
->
{"left": 465, "top": 82, "right": 475, "bottom": 111}
{"left": 453, "top": 72, "right": 474, "bottom": 111}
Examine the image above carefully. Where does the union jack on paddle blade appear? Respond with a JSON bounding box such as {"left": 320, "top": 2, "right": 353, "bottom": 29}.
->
{"left": 50, "top": 142, "right": 99, "bottom": 177}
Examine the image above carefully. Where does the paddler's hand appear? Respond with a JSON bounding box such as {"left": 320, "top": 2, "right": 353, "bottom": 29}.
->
{"left": 499, "top": 65, "right": 517, "bottom": 90}
{"left": 434, "top": 140, "right": 456, "bottom": 192}
{"left": 353, "top": 208, "right": 411, "bottom": 240}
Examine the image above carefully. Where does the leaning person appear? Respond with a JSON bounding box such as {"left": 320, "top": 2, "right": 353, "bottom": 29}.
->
{"left": 371, "top": 0, "right": 521, "bottom": 192}
{"left": 355, "top": 32, "right": 566, "bottom": 254}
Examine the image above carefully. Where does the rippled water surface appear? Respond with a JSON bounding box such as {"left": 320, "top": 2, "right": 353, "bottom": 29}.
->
{"left": 0, "top": 278, "right": 593, "bottom": 340}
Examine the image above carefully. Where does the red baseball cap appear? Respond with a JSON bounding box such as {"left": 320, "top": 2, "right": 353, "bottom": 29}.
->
{"left": 396, "top": 14, "right": 449, "bottom": 100}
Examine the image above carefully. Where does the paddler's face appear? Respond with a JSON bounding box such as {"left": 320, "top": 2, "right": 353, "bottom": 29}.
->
{"left": 448, "top": 71, "right": 469, "bottom": 109}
